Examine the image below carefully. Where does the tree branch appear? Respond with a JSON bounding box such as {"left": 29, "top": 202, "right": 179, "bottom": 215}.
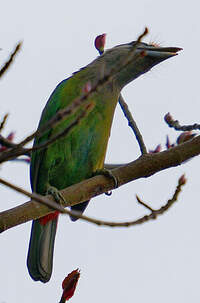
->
{"left": 0, "top": 113, "right": 9, "bottom": 132}
{"left": 0, "top": 135, "right": 199, "bottom": 232}
{"left": 0, "top": 173, "right": 185, "bottom": 230}
{"left": 118, "top": 94, "right": 147, "bottom": 154}
{"left": 165, "top": 112, "right": 200, "bottom": 131}
{"left": 136, "top": 174, "right": 186, "bottom": 218}
{"left": 0, "top": 42, "right": 22, "bottom": 78}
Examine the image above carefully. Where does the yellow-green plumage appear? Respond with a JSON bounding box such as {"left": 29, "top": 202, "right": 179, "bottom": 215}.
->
{"left": 31, "top": 69, "right": 119, "bottom": 192}
{"left": 27, "top": 39, "right": 181, "bottom": 282}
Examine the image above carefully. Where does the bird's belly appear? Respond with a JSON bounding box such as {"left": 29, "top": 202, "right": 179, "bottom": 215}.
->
{"left": 47, "top": 122, "right": 109, "bottom": 190}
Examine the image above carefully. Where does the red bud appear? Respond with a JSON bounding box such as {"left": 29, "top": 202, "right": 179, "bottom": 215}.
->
{"left": 59, "top": 269, "right": 80, "bottom": 302}
{"left": 94, "top": 33, "right": 106, "bottom": 54}
{"left": 6, "top": 131, "right": 15, "bottom": 141}
{"left": 164, "top": 112, "right": 173, "bottom": 124}
{"left": 176, "top": 131, "right": 196, "bottom": 145}
{"left": 24, "top": 157, "right": 31, "bottom": 163}
{"left": 179, "top": 174, "right": 186, "bottom": 186}
{"left": 166, "top": 135, "right": 175, "bottom": 149}
{"left": 149, "top": 144, "right": 161, "bottom": 153}
{"left": 0, "top": 131, "right": 15, "bottom": 152}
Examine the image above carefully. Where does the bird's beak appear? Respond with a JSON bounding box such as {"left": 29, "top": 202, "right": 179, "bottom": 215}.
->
{"left": 111, "top": 42, "right": 182, "bottom": 89}
{"left": 138, "top": 46, "right": 182, "bottom": 58}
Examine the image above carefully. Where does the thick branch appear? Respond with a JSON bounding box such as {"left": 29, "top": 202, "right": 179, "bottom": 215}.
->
{"left": 0, "top": 135, "right": 200, "bottom": 232}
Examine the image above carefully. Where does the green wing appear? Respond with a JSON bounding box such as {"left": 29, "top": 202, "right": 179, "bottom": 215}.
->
{"left": 30, "top": 78, "right": 69, "bottom": 194}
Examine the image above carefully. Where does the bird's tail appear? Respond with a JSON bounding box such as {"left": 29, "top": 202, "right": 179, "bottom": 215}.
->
{"left": 27, "top": 212, "right": 59, "bottom": 283}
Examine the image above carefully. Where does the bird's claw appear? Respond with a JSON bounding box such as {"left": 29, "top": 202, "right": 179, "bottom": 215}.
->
{"left": 95, "top": 169, "right": 119, "bottom": 189}
{"left": 105, "top": 191, "right": 112, "bottom": 196}
{"left": 47, "top": 185, "right": 66, "bottom": 206}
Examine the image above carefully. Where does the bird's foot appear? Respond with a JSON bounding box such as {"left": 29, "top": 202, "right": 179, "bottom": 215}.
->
{"left": 47, "top": 185, "right": 66, "bottom": 206}
{"left": 94, "top": 169, "right": 119, "bottom": 196}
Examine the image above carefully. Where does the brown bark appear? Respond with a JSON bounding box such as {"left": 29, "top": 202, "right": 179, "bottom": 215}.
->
{"left": 0, "top": 135, "right": 199, "bottom": 233}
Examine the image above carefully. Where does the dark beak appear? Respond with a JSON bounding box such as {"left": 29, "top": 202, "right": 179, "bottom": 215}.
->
{"left": 138, "top": 46, "right": 182, "bottom": 58}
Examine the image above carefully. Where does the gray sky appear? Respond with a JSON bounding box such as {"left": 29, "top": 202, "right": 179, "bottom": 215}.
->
{"left": 0, "top": 0, "right": 200, "bottom": 302}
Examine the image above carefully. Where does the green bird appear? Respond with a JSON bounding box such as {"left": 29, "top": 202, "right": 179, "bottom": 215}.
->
{"left": 27, "top": 36, "right": 181, "bottom": 283}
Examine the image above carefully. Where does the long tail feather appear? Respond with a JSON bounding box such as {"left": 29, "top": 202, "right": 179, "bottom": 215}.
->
{"left": 27, "top": 215, "right": 58, "bottom": 283}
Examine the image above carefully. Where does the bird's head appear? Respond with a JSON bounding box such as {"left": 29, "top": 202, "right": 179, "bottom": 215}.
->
{"left": 96, "top": 39, "right": 182, "bottom": 90}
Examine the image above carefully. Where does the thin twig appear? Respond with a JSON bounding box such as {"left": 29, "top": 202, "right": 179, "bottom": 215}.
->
{"left": 0, "top": 99, "right": 93, "bottom": 163}
{"left": 0, "top": 133, "right": 123, "bottom": 167}
{"left": 0, "top": 134, "right": 20, "bottom": 150}
{"left": 118, "top": 95, "right": 147, "bottom": 154}
{"left": 136, "top": 195, "right": 154, "bottom": 212}
{"left": 0, "top": 173, "right": 185, "bottom": 229}
{"left": 0, "top": 177, "right": 100, "bottom": 224}
{"left": 165, "top": 113, "right": 200, "bottom": 131}
{"left": 0, "top": 114, "right": 9, "bottom": 132}
{"left": 0, "top": 132, "right": 122, "bottom": 166}
{"left": 0, "top": 177, "right": 68, "bottom": 213}
{"left": 0, "top": 102, "right": 92, "bottom": 162}
{"left": 30, "top": 102, "right": 94, "bottom": 152}
{"left": 136, "top": 174, "right": 186, "bottom": 219}
{"left": 0, "top": 42, "right": 22, "bottom": 78}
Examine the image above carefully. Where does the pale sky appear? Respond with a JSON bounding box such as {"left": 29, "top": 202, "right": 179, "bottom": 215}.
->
{"left": 0, "top": 1, "right": 200, "bottom": 302}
